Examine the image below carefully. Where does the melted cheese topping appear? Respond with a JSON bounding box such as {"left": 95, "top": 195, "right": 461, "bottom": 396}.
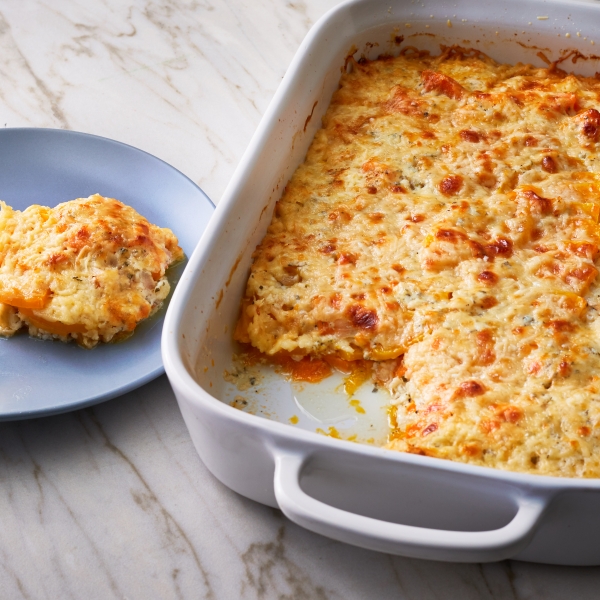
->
{"left": 237, "top": 47, "right": 600, "bottom": 477}
{"left": 0, "top": 194, "right": 183, "bottom": 347}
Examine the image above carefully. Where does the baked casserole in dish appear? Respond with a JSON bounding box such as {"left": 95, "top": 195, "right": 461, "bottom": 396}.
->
{"left": 164, "top": 0, "right": 600, "bottom": 564}
{"left": 235, "top": 46, "right": 600, "bottom": 478}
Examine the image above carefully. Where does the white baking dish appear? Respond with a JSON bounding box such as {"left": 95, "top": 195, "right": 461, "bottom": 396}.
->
{"left": 163, "top": 0, "right": 600, "bottom": 564}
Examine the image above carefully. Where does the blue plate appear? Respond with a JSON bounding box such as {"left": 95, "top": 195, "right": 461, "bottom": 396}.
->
{"left": 0, "top": 128, "right": 214, "bottom": 419}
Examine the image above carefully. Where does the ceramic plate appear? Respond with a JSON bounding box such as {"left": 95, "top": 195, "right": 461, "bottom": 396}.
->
{"left": 0, "top": 128, "right": 214, "bottom": 420}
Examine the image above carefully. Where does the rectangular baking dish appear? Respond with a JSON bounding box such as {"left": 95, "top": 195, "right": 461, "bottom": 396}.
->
{"left": 163, "top": 0, "right": 600, "bottom": 564}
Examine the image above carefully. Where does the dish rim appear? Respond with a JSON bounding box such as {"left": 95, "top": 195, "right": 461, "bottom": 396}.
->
{"left": 162, "top": 0, "right": 600, "bottom": 563}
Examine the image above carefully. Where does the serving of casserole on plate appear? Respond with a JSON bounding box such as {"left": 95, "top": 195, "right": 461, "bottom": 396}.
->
{"left": 164, "top": 0, "right": 600, "bottom": 564}
{"left": 0, "top": 194, "right": 183, "bottom": 348}
{"left": 0, "top": 128, "right": 213, "bottom": 419}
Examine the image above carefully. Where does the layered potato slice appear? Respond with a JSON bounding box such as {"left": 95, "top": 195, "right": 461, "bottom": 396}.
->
{"left": 0, "top": 194, "right": 183, "bottom": 348}
{"left": 235, "top": 46, "right": 600, "bottom": 477}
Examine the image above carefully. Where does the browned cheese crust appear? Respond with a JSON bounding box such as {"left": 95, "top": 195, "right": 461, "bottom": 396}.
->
{"left": 236, "top": 46, "right": 600, "bottom": 477}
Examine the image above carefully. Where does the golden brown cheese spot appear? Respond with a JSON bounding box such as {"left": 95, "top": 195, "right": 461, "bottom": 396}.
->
{"left": 435, "top": 228, "right": 467, "bottom": 242}
{"left": 329, "top": 293, "right": 342, "bottom": 309}
{"left": 460, "top": 129, "right": 481, "bottom": 143}
{"left": 557, "top": 359, "right": 571, "bottom": 377}
{"left": 567, "top": 242, "right": 598, "bottom": 260}
{"left": 385, "top": 85, "right": 422, "bottom": 115}
{"left": 546, "top": 320, "right": 575, "bottom": 333}
{"left": 338, "top": 253, "right": 357, "bottom": 265}
{"left": 542, "top": 155, "right": 558, "bottom": 173}
{"left": 575, "top": 108, "right": 600, "bottom": 141}
{"left": 438, "top": 175, "right": 463, "bottom": 196}
{"left": 475, "top": 330, "right": 496, "bottom": 365}
{"left": 422, "top": 225, "right": 488, "bottom": 271}
{"left": 67, "top": 226, "right": 92, "bottom": 251}
{"left": 564, "top": 265, "right": 598, "bottom": 292}
{"left": 368, "top": 213, "right": 384, "bottom": 224}
{"left": 348, "top": 304, "right": 378, "bottom": 330}
{"left": 484, "top": 236, "right": 513, "bottom": 259}
{"left": 519, "top": 189, "right": 553, "bottom": 216}
{"left": 421, "top": 70, "right": 465, "bottom": 100}
{"left": 480, "top": 296, "right": 498, "bottom": 309}
{"left": 477, "top": 271, "right": 498, "bottom": 286}
{"left": 461, "top": 443, "right": 482, "bottom": 457}
{"left": 537, "top": 93, "right": 580, "bottom": 119}
{"left": 456, "top": 380, "right": 486, "bottom": 397}
{"left": 408, "top": 213, "right": 425, "bottom": 223}
{"left": 45, "top": 253, "right": 69, "bottom": 267}
{"left": 320, "top": 242, "right": 337, "bottom": 254}
{"left": 496, "top": 404, "right": 523, "bottom": 423}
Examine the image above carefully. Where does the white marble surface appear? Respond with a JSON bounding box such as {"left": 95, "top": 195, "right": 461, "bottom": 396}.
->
{"left": 2, "top": 0, "right": 600, "bottom": 597}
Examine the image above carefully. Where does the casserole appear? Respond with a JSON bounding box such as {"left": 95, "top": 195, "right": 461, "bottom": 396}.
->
{"left": 233, "top": 46, "right": 600, "bottom": 478}
{"left": 163, "top": 0, "right": 600, "bottom": 563}
{"left": 0, "top": 194, "right": 183, "bottom": 348}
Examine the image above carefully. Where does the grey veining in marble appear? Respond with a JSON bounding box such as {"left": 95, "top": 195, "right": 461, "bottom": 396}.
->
{"left": 0, "top": 0, "right": 331, "bottom": 205}
{"left": 1, "top": 0, "right": 600, "bottom": 598}
{"left": 3, "top": 378, "right": 600, "bottom": 599}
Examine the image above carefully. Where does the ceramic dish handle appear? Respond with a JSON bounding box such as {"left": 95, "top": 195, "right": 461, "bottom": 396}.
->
{"left": 273, "top": 452, "right": 549, "bottom": 562}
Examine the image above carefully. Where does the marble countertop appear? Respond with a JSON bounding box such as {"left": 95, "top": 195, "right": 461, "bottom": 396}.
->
{"left": 2, "top": 1, "right": 600, "bottom": 597}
